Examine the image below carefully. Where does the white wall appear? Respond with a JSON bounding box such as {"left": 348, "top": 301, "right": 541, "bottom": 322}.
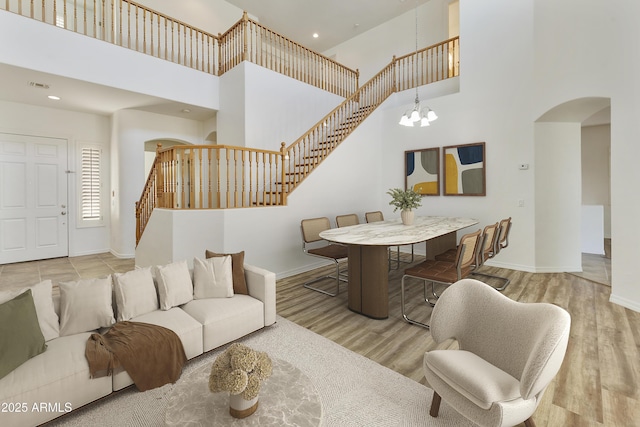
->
{"left": 323, "top": 1, "right": 450, "bottom": 82}
{"left": 582, "top": 124, "right": 611, "bottom": 238}
{"left": 0, "top": 100, "right": 111, "bottom": 256}
{"left": 135, "top": 0, "right": 244, "bottom": 36}
{"left": 533, "top": 0, "right": 640, "bottom": 311}
{"left": 110, "top": 110, "right": 205, "bottom": 258}
{"left": 0, "top": 11, "right": 219, "bottom": 111}
{"left": 534, "top": 122, "right": 582, "bottom": 271}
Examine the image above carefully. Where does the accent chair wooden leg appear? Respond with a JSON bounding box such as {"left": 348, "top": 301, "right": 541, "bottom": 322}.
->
{"left": 429, "top": 392, "right": 442, "bottom": 417}
{"left": 524, "top": 416, "right": 536, "bottom": 427}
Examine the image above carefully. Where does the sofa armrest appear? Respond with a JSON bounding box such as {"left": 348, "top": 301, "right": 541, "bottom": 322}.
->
{"left": 244, "top": 264, "right": 276, "bottom": 326}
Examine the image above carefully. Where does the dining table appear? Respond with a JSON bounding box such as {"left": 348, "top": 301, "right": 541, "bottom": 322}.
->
{"left": 319, "top": 215, "right": 478, "bottom": 319}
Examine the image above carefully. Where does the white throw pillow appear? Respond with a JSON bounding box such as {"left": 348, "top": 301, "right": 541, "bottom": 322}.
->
{"left": 154, "top": 260, "right": 194, "bottom": 310}
{"left": 58, "top": 276, "right": 115, "bottom": 336}
{"left": 113, "top": 267, "right": 159, "bottom": 321}
{"left": 193, "top": 256, "right": 234, "bottom": 299}
{"left": 0, "top": 280, "right": 59, "bottom": 342}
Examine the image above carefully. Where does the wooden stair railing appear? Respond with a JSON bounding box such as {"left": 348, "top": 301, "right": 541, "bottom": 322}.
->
{"left": 1, "top": 3, "right": 359, "bottom": 96}
{"left": 218, "top": 12, "right": 359, "bottom": 98}
{"left": 136, "top": 36, "right": 460, "bottom": 244}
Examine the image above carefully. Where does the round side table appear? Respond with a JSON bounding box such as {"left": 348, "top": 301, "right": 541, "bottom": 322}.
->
{"left": 165, "top": 358, "right": 322, "bottom": 426}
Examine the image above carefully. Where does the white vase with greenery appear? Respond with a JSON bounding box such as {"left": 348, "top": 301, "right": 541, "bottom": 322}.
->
{"left": 387, "top": 188, "right": 422, "bottom": 225}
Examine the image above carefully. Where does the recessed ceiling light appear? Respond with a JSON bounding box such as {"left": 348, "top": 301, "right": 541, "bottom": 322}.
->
{"left": 313, "top": 33, "right": 319, "bottom": 38}
{"left": 47, "top": 95, "right": 61, "bottom": 100}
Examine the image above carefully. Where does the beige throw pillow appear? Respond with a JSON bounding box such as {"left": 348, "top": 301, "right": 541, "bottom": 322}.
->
{"left": 193, "top": 256, "right": 234, "bottom": 299}
{"left": 59, "top": 276, "right": 115, "bottom": 336}
{"left": 154, "top": 260, "right": 194, "bottom": 310}
{"left": 113, "top": 267, "right": 159, "bottom": 321}
{"left": 205, "top": 250, "right": 248, "bottom": 295}
{"left": 0, "top": 279, "right": 59, "bottom": 342}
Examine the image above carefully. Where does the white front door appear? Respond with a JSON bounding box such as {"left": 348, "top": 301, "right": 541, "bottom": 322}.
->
{"left": 0, "top": 133, "right": 68, "bottom": 264}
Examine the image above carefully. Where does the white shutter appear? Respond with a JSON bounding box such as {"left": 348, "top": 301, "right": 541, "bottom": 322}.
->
{"left": 80, "top": 147, "right": 101, "bottom": 221}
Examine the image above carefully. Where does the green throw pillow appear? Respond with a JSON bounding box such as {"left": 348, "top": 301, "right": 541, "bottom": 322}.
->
{"left": 0, "top": 289, "right": 47, "bottom": 380}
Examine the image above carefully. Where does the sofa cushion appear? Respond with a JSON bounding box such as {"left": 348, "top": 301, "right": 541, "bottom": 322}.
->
{"left": 58, "top": 276, "right": 115, "bottom": 336}
{"left": 0, "top": 290, "right": 47, "bottom": 380}
{"left": 205, "top": 250, "right": 248, "bottom": 294}
{"left": 193, "top": 256, "right": 233, "bottom": 299}
{"left": 113, "top": 267, "right": 159, "bottom": 321}
{"left": 0, "top": 279, "right": 59, "bottom": 341}
{"left": 182, "top": 295, "right": 264, "bottom": 352}
{"left": 154, "top": 260, "right": 193, "bottom": 310}
{"left": 0, "top": 331, "right": 112, "bottom": 427}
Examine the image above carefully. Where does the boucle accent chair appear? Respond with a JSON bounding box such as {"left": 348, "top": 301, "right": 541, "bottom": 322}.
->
{"left": 424, "top": 279, "right": 571, "bottom": 427}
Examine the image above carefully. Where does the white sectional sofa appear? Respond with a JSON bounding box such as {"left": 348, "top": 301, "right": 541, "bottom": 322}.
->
{"left": 0, "top": 258, "right": 276, "bottom": 427}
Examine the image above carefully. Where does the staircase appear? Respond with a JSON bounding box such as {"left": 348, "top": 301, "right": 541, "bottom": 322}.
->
{"left": 136, "top": 36, "right": 459, "bottom": 243}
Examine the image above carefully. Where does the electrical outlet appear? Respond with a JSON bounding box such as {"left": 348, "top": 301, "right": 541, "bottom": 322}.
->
{"left": 518, "top": 199, "right": 525, "bottom": 207}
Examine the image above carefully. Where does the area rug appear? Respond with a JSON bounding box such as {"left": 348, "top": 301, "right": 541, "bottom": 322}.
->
{"left": 48, "top": 316, "right": 475, "bottom": 427}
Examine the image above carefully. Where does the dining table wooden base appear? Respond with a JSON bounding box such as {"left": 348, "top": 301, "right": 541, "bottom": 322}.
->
{"left": 347, "top": 245, "right": 389, "bottom": 319}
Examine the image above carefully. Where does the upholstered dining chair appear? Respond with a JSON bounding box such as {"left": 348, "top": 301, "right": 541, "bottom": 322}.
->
{"left": 336, "top": 213, "right": 359, "bottom": 228}
{"left": 470, "top": 221, "right": 511, "bottom": 290}
{"left": 365, "top": 210, "right": 414, "bottom": 269}
{"left": 425, "top": 278, "right": 571, "bottom": 427}
{"left": 300, "top": 217, "right": 348, "bottom": 296}
{"left": 400, "top": 229, "right": 482, "bottom": 328}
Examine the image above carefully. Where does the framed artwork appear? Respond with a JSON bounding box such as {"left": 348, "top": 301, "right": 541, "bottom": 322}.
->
{"left": 443, "top": 142, "right": 486, "bottom": 196}
{"left": 405, "top": 147, "right": 440, "bottom": 195}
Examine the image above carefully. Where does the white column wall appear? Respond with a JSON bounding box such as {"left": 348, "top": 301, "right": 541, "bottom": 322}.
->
{"left": 534, "top": 122, "right": 582, "bottom": 271}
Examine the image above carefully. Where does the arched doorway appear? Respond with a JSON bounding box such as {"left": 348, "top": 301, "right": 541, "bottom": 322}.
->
{"left": 534, "top": 97, "right": 611, "bottom": 284}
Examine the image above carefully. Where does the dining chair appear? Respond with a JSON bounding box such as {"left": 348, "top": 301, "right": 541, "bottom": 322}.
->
{"left": 470, "top": 220, "right": 511, "bottom": 290}
{"left": 364, "top": 210, "right": 414, "bottom": 269}
{"left": 300, "top": 217, "right": 348, "bottom": 296}
{"left": 425, "top": 278, "right": 571, "bottom": 427}
{"left": 336, "top": 214, "right": 359, "bottom": 228}
{"left": 400, "top": 229, "right": 482, "bottom": 328}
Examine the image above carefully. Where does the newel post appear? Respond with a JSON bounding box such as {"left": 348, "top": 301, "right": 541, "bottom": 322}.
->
{"left": 155, "top": 143, "right": 163, "bottom": 206}
{"left": 242, "top": 11, "right": 249, "bottom": 62}
{"left": 280, "top": 142, "right": 288, "bottom": 205}
{"left": 391, "top": 56, "right": 397, "bottom": 93}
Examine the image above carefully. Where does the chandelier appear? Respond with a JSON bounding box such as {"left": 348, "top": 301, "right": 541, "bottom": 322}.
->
{"left": 399, "top": 0, "right": 437, "bottom": 127}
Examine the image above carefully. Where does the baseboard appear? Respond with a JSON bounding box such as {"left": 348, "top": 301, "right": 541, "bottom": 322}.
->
{"left": 276, "top": 260, "right": 337, "bottom": 280}
{"left": 609, "top": 294, "right": 640, "bottom": 312}
{"left": 109, "top": 249, "right": 135, "bottom": 259}
{"left": 68, "top": 248, "right": 111, "bottom": 257}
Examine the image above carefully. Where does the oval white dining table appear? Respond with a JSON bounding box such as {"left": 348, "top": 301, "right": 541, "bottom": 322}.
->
{"left": 319, "top": 216, "right": 478, "bottom": 319}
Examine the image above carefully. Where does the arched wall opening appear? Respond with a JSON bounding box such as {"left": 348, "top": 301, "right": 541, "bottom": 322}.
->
{"left": 534, "top": 97, "right": 611, "bottom": 275}
{"left": 143, "top": 138, "right": 192, "bottom": 178}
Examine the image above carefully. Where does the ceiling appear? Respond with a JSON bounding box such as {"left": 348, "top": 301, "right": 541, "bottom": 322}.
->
{"left": 226, "top": 0, "right": 430, "bottom": 53}
{"left": 1, "top": 0, "right": 428, "bottom": 121}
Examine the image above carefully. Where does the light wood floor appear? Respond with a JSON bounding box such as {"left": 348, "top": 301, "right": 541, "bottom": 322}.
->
{"left": 277, "top": 256, "right": 639, "bottom": 427}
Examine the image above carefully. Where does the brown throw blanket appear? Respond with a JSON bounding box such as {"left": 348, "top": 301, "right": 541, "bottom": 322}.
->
{"left": 85, "top": 321, "right": 187, "bottom": 392}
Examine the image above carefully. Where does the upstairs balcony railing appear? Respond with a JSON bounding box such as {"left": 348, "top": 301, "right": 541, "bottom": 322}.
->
{"left": 135, "top": 37, "right": 460, "bottom": 244}
{"left": 1, "top": 2, "right": 359, "bottom": 96}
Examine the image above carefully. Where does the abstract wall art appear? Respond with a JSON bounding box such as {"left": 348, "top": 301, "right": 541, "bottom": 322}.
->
{"left": 405, "top": 147, "right": 440, "bottom": 195}
{"left": 443, "top": 142, "right": 486, "bottom": 196}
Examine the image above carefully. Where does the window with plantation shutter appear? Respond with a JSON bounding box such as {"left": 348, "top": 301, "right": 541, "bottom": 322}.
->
{"left": 79, "top": 146, "right": 103, "bottom": 226}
